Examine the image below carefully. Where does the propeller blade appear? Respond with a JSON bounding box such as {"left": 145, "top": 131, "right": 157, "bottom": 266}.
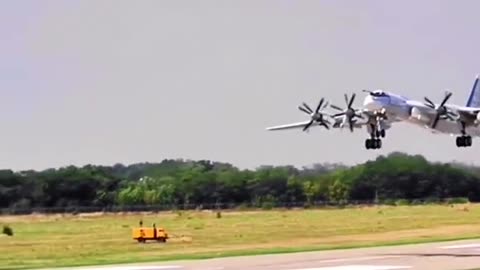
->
{"left": 322, "top": 101, "right": 329, "bottom": 110}
{"left": 440, "top": 92, "right": 452, "bottom": 107}
{"left": 348, "top": 93, "right": 356, "bottom": 108}
{"left": 432, "top": 113, "right": 441, "bottom": 129}
{"left": 354, "top": 113, "right": 364, "bottom": 119}
{"left": 447, "top": 111, "right": 457, "bottom": 119}
{"left": 349, "top": 118, "right": 354, "bottom": 132}
{"left": 315, "top": 98, "right": 325, "bottom": 113}
{"left": 344, "top": 94, "right": 349, "bottom": 106}
{"left": 444, "top": 112, "right": 456, "bottom": 121}
{"left": 332, "top": 112, "right": 346, "bottom": 117}
{"left": 302, "top": 103, "right": 313, "bottom": 114}
{"left": 330, "top": 104, "right": 344, "bottom": 111}
{"left": 424, "top": 97, "right": 435, "bottom": 109}
{"left": 298, "top": 106, "right": 311, "bottom": 115}
{"left": 303, "top": 121, "right": 313, "bottom": 131}
{"left": 320, "top": 122, "right": 330, "bottom": 130}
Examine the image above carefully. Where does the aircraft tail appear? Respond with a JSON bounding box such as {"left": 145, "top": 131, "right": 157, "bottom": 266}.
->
{"left": 466, "top": 75, "right": 480, "bottom": 107}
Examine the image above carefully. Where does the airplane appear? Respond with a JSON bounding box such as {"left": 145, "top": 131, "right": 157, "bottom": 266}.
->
{"left": 266, "top": 75, "right": 480, "bottom": 150}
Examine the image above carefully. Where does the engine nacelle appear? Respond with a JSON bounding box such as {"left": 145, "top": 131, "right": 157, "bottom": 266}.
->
{"left": 475, "top": 112, "right": 480, "bottom": 125}
{"left": 410, "top": 107, "right": 431, "bottom": 125}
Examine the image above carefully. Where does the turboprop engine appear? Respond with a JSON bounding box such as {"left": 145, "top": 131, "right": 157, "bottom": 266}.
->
{"left": 476, "top": 111, "right": 480, "bottom": 125}
{"left": 410, "top": 107, "right": 431, "bottom": 125}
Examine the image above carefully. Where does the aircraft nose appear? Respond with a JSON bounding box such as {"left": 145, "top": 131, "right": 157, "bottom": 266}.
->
{"left": 363, "top": 95, "right": 381, "bottom": 110}
{"left": 363, "top": 95, "right": 374, "bottom": 106}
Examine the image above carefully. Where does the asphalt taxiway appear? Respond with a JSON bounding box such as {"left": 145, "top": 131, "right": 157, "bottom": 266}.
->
{"left": 47, "top": 239, "right": 480, "bottom": 270}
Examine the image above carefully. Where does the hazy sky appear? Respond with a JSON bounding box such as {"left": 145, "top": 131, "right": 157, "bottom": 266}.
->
{"left": 1, "top": 0, "right": 480, "bottom": 171}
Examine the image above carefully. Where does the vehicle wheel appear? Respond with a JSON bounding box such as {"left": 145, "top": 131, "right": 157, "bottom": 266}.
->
{"left": 380, "top": 129, "right": 386, "bottom": 138}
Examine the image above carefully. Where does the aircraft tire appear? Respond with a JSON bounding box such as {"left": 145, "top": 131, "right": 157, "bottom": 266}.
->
{"left": 365, "top": 139, "right": 382, "bottom": 150}
{"left": 456, "top": 136, "right": 472, "bottom": 148}
{"left": 376, "top": 139, "right": 382, "bottom": 149}
{"left": 466, "top": 136, "right": 472, "bottom": 147}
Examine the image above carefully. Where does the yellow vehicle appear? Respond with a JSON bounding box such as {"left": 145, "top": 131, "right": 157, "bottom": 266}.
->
{"left": 132, "top": 225, "right": 169, "bottom": 243}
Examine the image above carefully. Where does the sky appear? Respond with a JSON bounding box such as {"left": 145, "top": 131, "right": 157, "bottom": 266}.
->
{"left": 1, "top": 0, "right": 480, "bottom": 171}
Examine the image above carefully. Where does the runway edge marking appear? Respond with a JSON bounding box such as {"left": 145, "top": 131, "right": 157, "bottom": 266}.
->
{"left": 74, "top": 266, "right": 183, "bottom": 270}
{"left": 317, "top": 256, "right": 405, "bottom": 264}
{"left": 291, "top": 265, "right": 412, "bottom": 270}
{"left": 439, "top": 243, "right": 480, "bottom": 249}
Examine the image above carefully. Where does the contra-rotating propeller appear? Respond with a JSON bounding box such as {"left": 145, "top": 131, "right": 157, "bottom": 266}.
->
{"left": 298, "top": 98, "right": 330, "bottom": 132}
{"left": 424, "top": 91, "right": 457, "bottom": 129}
{"left": 330, "top": 93, "right": 364, "bottom": 132}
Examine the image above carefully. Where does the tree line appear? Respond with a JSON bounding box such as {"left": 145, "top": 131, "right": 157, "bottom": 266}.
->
{"left": 1, "top": 152, "right": 480, "bottom": 211}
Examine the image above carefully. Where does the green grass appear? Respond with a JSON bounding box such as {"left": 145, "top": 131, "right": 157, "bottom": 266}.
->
{"left": 1, "top": 204, "right": 480, "bottom": 269}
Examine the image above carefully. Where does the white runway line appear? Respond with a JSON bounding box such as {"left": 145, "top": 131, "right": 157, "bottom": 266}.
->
{"left": 292, "top": 265, "right": 411, "bottom": 270}
{"left": 317, "top": 256, "right": 405, "bottom": 264}
{"left": 439, "top": 243, "right": 480, "bottom": 249}
{"left": 82, "top": 266, "right": 182, "bottom": 270}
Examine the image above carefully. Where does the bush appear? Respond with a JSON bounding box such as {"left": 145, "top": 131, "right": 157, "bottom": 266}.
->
{"left": 261, "top": 201, "right": 275, "bottom": 210}
{"left": 235, "top": 203, "right": 250, "bottom": 211}
{"left": 424, "top": 197, "right": 441, "bottom": 204}
{"left": 445, "top": 197, "right": 470, "bottom": 204}
{"left": 2, "top": 225, "right": 13, "bottom": 236}
{"left": 382, "top": 199, "right": 396, "bottom": 206}
{"left": 410, "top": 199, "right": 424, "bottom": 205}
{"left": 395, "top": 199, "right": 410, "bottom": 206}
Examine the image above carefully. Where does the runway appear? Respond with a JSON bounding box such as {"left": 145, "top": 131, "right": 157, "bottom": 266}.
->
{"left": 49, "top": 239, "right": 480, "bottom": 270}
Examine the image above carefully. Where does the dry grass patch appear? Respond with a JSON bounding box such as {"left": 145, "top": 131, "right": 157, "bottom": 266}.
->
{"left": 1, "top": 204, "right": 480, "bottom": 269}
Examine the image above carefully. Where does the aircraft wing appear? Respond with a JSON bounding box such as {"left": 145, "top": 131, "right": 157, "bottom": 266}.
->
{"left": 448, "top": 106, "right": 480, "bottom": 113}
{"left": 266, "top": 121, "right": 313, "bottom": 131}
{"left": 446, "top": 105, "right": 480, "bottom": 120}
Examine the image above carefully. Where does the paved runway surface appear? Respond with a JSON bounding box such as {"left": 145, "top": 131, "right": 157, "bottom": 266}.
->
{"left": 50, "top": 239, "right": 480, "bottom": 270}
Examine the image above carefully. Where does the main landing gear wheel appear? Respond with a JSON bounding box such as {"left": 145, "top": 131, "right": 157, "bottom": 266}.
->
{"left": 456, "top": 136, "right": 472, "bottom": 147}
{"left": 375, "top": 129, "right": 386, "bottom": 138}
{"left": 365, "top": 139, "right": 382, "bottom": 150}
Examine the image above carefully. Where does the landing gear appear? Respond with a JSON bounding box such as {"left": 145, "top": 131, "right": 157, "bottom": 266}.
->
{"left": 365, "top": 124, "right": 383, "bottom": 150}
{"left": 456, "top": 121, "right": 472, "bottom": 147}
{"left": 456, "top": 136, "right": 472, "bottom": 147}
{"left": 375, "top": 129, "right": 386, "bottom": 138}
{"left": 365, "top": 138, "right": 382, "bottom": 150}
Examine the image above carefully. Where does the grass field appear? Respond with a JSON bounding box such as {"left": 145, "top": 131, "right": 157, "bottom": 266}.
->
{"left": 2, "top": 204, "right": 480, "bottom": 269}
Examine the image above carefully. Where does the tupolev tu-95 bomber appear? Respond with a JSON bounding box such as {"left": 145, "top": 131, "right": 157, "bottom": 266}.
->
{"left": 266, "top": 76, "right": 480, "bottom": 150}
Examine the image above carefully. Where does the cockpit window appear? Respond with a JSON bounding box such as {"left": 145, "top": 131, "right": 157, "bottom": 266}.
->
{"left": 371, "top": 90, "right": 387, "bottom": 97}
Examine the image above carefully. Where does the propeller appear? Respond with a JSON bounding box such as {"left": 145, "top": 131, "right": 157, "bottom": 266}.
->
{"left": 298, "top": 98, "right": 330, "bottom": 132}
{"left": 424, "top": 91, "right": 456, "bottom": 129}
{"left": 330, "top": 93, "right": 363, "bottom": 132}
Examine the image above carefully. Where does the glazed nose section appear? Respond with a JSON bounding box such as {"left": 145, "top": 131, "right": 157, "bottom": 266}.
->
{"left": 363, "top": 95, "right": 382, "bottom": 110}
